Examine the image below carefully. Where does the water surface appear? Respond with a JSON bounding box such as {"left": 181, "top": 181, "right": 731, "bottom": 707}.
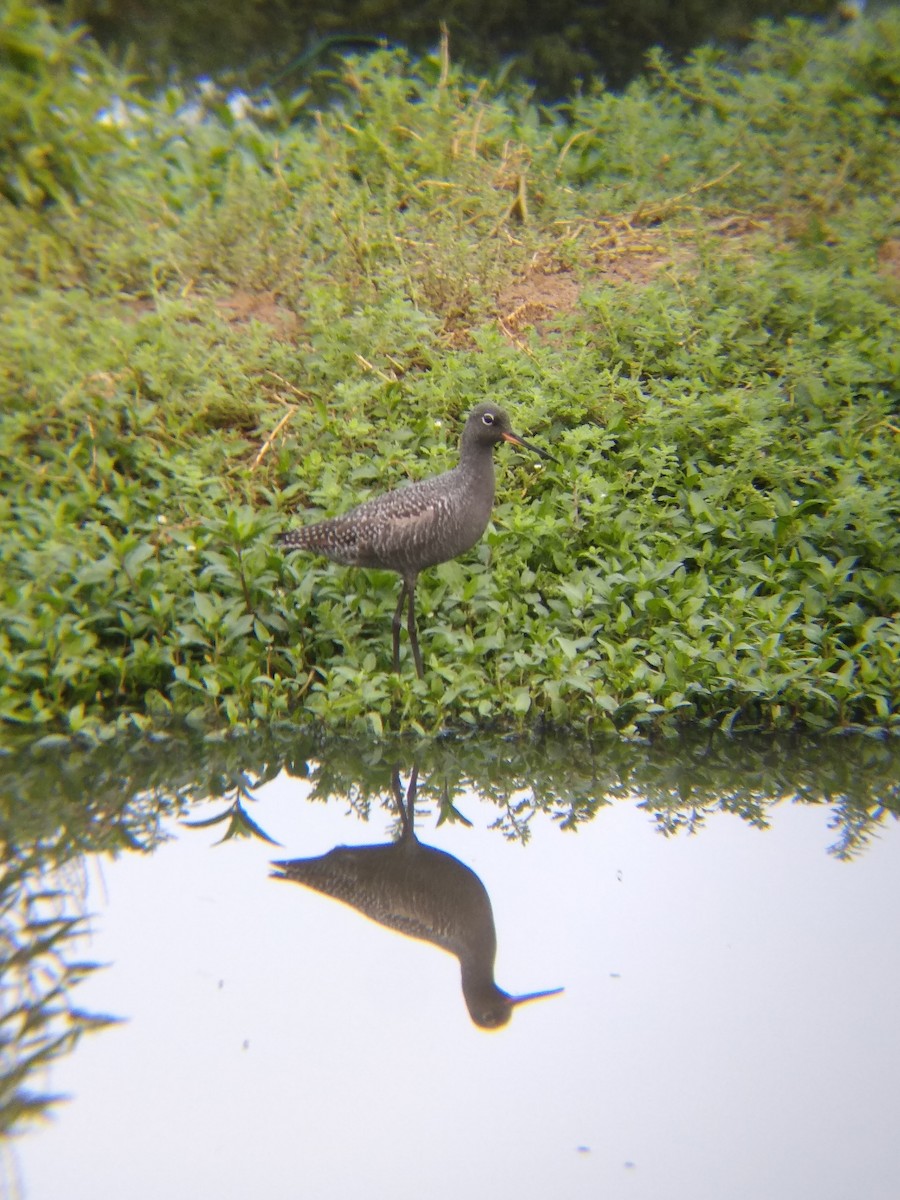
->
{"left": 4, "top": 731, "right": 899, "bottom": 1199}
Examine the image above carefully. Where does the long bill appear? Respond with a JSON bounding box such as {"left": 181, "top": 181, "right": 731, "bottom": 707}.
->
{"left": 502, "top": 430, "right": 558, "bottom": 464}
{"left": 510, "top": 986, "right": 565, "bottom": 1008}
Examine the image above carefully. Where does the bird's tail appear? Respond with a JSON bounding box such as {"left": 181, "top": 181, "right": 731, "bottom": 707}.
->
{"left": 276, "top": 526, "right": 316, "bottom": 550}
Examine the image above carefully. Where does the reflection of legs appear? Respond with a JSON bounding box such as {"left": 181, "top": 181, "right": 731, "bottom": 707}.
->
{"left": 391, "top": 767, "right": 409, "bottom": 837}
{"left": 406, "top": 766, "right": 419, "bottom": 830}
{"left": 406, "top": 581, "right": 424, "bottom": 679}
{"left": 392, "top": 582, "right": 408, "bottom": 674}
{"left": 391, "top": 765, "right": 419, "bottom": 840}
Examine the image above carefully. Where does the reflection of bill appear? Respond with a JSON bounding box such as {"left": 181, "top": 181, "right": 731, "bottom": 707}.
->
{"left": 272, "top": 767, "right": 562, "bottom": 1029}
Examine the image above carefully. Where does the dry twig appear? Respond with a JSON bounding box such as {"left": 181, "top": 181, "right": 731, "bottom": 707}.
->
{"left": 253, "top": 408, "right": 297, "bottom": 470}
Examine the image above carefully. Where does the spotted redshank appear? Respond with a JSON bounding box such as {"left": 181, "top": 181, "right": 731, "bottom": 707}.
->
{"left": 271, "top": 767, "right": 563, "bottom": 1028}
{"left": 277, "top": 403, "right": 551, "bottom": 677}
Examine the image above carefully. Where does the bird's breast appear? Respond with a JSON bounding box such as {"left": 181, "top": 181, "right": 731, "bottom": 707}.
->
{"left": 416, "top": 465, "right": 495, "bottom": 569}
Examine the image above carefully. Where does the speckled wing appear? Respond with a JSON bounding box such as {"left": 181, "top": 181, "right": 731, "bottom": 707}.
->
{"left": 278, "top": 472, "right": 451, "bottom": 574}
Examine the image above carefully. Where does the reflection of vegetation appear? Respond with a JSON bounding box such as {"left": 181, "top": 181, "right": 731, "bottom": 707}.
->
{"left": 1, "top": 726, "right": 897, "bottom": 1130}
{"left": 0, "top": 733, "right": 295, "bottom": 1135}
{"left": 182, "top": 770, "right": 282, "bottom": 845}
{"left": 297, "top": 731, "right": 900, "bottom": 860}
{"left": 67, "top": 0, "right": 840, "bottom": 97}
{"left": 4, "top": 728, "right": 897, "bottom": 863}
{"left": 0, "top": 857, "right": 119, "bottom": 1135}
{"left": 622, "top": 734, "right": 900, "bottom": 859}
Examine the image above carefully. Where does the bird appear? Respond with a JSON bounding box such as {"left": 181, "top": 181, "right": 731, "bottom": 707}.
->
{"left": 277, "top": 402, "right": 552, "bottom": 677}
{"left": 271, "top": 767, "right": 563, "bottom": 1029}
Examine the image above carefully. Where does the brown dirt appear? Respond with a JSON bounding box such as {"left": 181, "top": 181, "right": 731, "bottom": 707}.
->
{"left": 214, "top": 290, "right": 300, "bottom": 339}
{"left": 878, "top": 237, "right": 900, "bottom": 280}
{"left": 118, "top": 289, "right": 300, "bottom": 339}
{"left": 495, "top": 211, "right": 774, "bottom": 341}
{"left": 498, "top": 269, "right": 582, "bottom": 331}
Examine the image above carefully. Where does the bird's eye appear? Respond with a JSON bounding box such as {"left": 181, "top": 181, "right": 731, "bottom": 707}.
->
{"left": 482, "top": 412, "right": 495, "bottom": 426}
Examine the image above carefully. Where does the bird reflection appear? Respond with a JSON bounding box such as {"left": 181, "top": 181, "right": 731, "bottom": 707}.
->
{"left": 272, "top": 768, "right": 562, "bottom": 1029}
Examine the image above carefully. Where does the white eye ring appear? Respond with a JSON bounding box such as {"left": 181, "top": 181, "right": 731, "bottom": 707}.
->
{"left": 482, "top": 412, "right": 495, "bottom": 425}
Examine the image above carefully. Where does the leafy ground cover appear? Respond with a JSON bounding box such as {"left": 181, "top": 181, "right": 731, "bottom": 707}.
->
{"left": 1, "top": 4, "right": 898, "bottom": 744}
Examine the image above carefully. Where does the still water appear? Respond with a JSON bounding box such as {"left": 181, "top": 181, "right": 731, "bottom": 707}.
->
{"left": 4, "top": 731, "right": 900, "bottom": 1199}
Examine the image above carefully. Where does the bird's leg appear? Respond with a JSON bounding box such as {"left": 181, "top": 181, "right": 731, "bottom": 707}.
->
{"left": 406, "top": 580, "right": 424, "bottom": 679}
{"left": 392, "top": 582, "right": 408, "bottom": 674}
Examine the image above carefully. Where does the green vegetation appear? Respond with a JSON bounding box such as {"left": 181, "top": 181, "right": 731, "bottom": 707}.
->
{"left": 1, "top": 4, "right": 899, "bottom": 744}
